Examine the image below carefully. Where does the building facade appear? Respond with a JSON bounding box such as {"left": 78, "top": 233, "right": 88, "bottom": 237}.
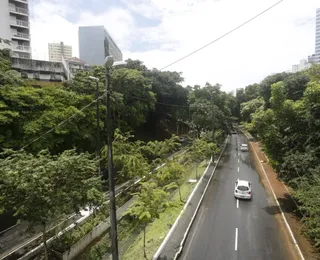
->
{"left": 48, "top": 42, "right": 72, "bottom": 62}
{"left": 292, "top": 59, "right": 312, "bottom": 73}
{"left": 11, "top": 57, "right": 66, "bottom": 81}
{"left": 79, "top": 26, "right": 123, "bottom": 65}
{"left": 315, "top": 8, "right": 320, "bottom": 63}
{"left": 61, "top": 56, "right": 91, "bottom": 80}
{"left": 0, "top": 0, "right": 31, "bottom": 59}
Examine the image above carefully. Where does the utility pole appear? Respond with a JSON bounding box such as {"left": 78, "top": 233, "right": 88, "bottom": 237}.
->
{"left": 211, "top": 91, "right": 215, "bottom": 142}
{"left": 105, "top": 65, "right": 119, "bottom": 260}
{"left": 96, "top": 81, "right": 101, "bottom": 174}
{"left": 104, "top": 56, "right": 127, "bottom": 260}
{"left": 89, "top": 76, "right": 102, "bottom": 175}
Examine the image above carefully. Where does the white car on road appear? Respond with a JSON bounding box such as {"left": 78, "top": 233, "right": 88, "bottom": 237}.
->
{"left": 234, "top": 179, "right": 252, "bottom": 200}
{"left": 240, "top": 144, "right": 249, "bottom": 152}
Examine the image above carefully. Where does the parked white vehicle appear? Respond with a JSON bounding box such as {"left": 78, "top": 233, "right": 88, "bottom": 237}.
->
{"left": 234, "top": 179, "right": 252, "bottom": 200}
{"left": 240, "top": 144, "right": 249, "bottom": 152}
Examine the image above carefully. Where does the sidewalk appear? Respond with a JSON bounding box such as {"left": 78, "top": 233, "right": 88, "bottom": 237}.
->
{"left": 155, "top": 160, "right": 219, "bottom": 260}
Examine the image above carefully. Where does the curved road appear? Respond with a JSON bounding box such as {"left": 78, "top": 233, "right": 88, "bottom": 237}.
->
{"left": 179, "top": 133, "right": 290, "bottom": 260}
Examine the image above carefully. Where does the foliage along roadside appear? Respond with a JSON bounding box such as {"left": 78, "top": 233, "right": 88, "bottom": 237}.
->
{"left": 0, "top": 149, "right": 103, "bottom": 260}
{"left": 88, "top": 149, "right": 210, "bottom": 260}
{"left": 235, "top": 64, "right": 320, "bottom": 252}
{"left": 38, "top": 132, "right": 181, "bottom": 257}
{"left": 88, "top": 135, "right": 220, "bottom": 260}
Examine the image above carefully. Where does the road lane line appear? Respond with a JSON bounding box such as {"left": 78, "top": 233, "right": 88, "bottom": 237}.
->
{"left": 237, "top": 199, "right": 239, "bottom": 208}
{"left": 241, "top": 130, "right": 305, "bottom": 260}
{"left": 235, "top": 228, "right": 238, "bottom": 251}
{"left": 237, "top": 167, "right": 239, "bottom": 172}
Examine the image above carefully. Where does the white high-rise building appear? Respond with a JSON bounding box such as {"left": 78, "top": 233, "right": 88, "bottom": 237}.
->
{"left": 79, "top": 26, "right": 123, "bottom": 65}
{"left": 315, "top": 8, "right": 320, "bottom": 62}
{"left": 0, "top": 0, "right": 31, "bottom": 59}
{"left": 48, "top": 42, "right": 72, "bottom": 62}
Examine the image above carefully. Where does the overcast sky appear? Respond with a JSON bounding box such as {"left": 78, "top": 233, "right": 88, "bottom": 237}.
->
{"left": 29, "top": 0, "right": 319, "bottom": 92}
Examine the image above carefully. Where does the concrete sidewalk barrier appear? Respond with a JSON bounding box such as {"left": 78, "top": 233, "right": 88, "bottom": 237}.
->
{"left": 153, "top": 137, "right": 229, "bottom": 260}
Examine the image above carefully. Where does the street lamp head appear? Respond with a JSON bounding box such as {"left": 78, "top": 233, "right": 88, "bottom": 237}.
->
{"left": 104, "top": 56, "right": 115, "bottom": 68}
{"left": 89, "top": 76, "right": 99, "bottom": 81}
{"left": 112, "top": 61, "right": 127, "bottom": 68}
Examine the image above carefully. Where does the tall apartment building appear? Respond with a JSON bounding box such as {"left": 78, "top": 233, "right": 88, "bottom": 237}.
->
{"left": 79, "top": 26, "right": 123, "bottom": 65}
{"left": 0, "top": 0, "right": 31, "bottom": 59}
{"left": 48, "top": 42, "right": 72, "bottom": 62}
{"left": 315, "top": 8, "right": 320, "bottom": 62}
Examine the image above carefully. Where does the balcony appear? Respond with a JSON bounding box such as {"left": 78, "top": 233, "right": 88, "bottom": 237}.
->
{"left": 10, "top": 19, "right": 29, "bottom": 28}
{"left": 11, "top": 0, "right": 28, "bottom": 3}
{"left": 12, "top": 32, "right": 30, "bottom": 40}
{"left": 13, "top": 45, "right": 31, "bottom": 52}
{"left": 9, "top": 5, "right": 29, "bottom": 16}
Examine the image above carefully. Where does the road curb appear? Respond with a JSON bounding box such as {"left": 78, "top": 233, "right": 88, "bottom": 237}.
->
{"left": 239, "top": 128, "right": 305, "bottom": 260}
{"left": 172, "top": 137, "right": 228, "bottom": 260}
{"left": 152, "top": 137, "right": 229, "bottom": 260}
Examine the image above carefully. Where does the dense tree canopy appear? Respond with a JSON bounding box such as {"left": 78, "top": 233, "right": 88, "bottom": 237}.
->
{"left": 0, "top": 49, "right": 234, "bottom": 254}
{"left": 234, "top": 64, "right": 320, "bottom": 252}
{"left": 0, "top": 50, "right": 233, "bottom": 155}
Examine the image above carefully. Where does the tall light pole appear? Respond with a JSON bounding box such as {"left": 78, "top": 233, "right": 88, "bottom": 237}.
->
{"left": 89, "top": 76, "right": 101, "bottom": 175}
{"left": 104, "top": 56, "right": 127, "bottom": 260}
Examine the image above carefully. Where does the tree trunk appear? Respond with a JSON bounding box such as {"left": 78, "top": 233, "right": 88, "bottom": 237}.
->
{"left": 42, "top": 224, "right": 49, "bottom": 260}
{"left": 178, "top": 186, "right": 182, "bottom": 202}
{"left": 143, "top": 224, "right": 147, "bottom": 259}
{"left": 195, "top": 163, "right": 198, "bottom": 180}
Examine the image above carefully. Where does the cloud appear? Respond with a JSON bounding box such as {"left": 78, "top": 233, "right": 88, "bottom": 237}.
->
{"left": 30, "top": 0, "right": 320, "bottom": 91}
{"left": 125, "top": 0, "right": 320, "bottom": 90}
{"left": 31, "top": 1, "right": 136, "bottom": 60}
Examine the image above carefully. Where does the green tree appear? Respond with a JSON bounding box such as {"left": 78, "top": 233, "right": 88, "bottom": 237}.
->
{"left": 0, "top": 149, "right": 102, "bottom": 260}
{"left": 188, "top": 138, "right": 218, "bottom": 179}
{"left": 240, "top": 97, "right": 264, "bottom": 122}
{"left": 244, "top": 83, "right": 260, "bottom": 101}
{"left": 102, "top": 129, "right": 150, "bottom": 183}
{"left": 125, "top": 182, "right": 171, "bottom": 259}
{"left": 259, "top": 72, "right": 289, "bottom": 108}
{"left": 142, "top": 135, "right": 181, "bottom": 164}
{"left": 155, "top": 160, "right": 186, "bottom": 202}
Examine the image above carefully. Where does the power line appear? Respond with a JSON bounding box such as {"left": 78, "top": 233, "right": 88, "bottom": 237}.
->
{"left": 21, "top": 94, "right": 106, "bottom": 150}
{"left": 18, "top": 0, "right": 284, "bottom": 150}
{"left": 122, "top": 93, "right": 219, "bottom": 109}
{"left": 160, "top": 0, "right": 284, "bottom": 71}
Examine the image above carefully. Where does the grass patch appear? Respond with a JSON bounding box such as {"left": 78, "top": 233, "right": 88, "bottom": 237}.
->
{"left": 121, "top": 161, "right": 207, "bottom": 260}
{"left": 74, "top": 153, "right": 207, "bottom": 260}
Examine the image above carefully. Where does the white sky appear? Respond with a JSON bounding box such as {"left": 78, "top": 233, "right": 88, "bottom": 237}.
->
{"left": 29, "top": 0, "right": 319, "bottom": 91}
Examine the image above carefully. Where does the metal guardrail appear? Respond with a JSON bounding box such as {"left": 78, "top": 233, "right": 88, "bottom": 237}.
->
{"left": 1, "top": 148, "right": 190, "bottom": 260}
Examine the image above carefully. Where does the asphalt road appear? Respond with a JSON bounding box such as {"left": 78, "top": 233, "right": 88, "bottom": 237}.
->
{"left": 179, "top": 133, "right": 290, "bottom": 260}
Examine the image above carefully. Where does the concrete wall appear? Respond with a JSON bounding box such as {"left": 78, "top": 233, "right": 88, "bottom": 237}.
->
{"left": 62, "top": 218, "right": 112, "bottom": 260}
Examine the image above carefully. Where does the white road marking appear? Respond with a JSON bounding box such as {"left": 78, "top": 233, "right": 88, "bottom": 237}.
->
{"left": 237, "top": 167, "right": 239, "bottom": 172}
{"left": 241, "top": 131, "right": 305, "bottom": 260}
{"left": 235, "top": 228, "right": 238, "bottom": 251}
{"left": 237, "top": 199, "right": 239, "bottom": 208}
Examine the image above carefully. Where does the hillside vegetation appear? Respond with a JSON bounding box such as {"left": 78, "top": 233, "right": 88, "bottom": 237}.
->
{"left": 235, "top": 65, "right": 320, "bottom": 251}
